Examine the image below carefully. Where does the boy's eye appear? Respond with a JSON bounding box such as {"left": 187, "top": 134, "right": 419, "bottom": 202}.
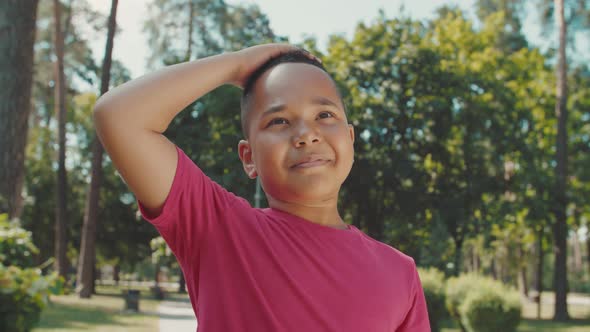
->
{"left": 318, "top": 111, "right": 335, "bottom": 119}
{"left": 267, "top": 118, "right": 289, "bottom": 127}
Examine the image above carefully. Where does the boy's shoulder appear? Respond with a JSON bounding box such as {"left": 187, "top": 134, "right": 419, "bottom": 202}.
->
{"left": 358, "top": 232, "right": 417, "bottom": 269}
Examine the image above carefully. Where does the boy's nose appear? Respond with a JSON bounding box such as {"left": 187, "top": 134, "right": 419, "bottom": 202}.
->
{"left": 292, "top": 125, "right": 320, "bottom": 147}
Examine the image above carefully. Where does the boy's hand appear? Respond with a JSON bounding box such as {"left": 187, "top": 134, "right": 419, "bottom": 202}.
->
{"left": 230, "top": 43, "right": 321, "bottom": 88}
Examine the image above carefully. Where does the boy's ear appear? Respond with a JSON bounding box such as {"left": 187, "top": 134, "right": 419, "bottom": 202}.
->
{"left": 238, "top": 140, "right": 257, "bottom": 179}
{"left": 348, "top": 124, "right": 355, "bottom": 144}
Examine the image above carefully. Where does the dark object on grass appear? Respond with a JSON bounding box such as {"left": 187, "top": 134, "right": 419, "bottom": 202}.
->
{"left": 151, "top": 286, "right": 165, "bottom": 300}
{"left": 124, "top": 289, "right": 140, "bottom": 311}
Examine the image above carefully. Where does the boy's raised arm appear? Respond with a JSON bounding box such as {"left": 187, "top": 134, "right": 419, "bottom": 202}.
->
{"left": 93, "top": 44, "right": 316, "bottom": 217}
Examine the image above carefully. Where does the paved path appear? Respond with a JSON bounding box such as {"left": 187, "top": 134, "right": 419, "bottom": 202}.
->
{"left": 543, "top": 293, "right": 590, "bottom": 306}
{"left": 158, "top": 297, "right": 198, "bottom": 332}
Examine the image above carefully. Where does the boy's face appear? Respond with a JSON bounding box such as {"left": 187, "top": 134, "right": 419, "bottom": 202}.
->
{"left": 238, "top": 63, "right": 355, "bottom": 205}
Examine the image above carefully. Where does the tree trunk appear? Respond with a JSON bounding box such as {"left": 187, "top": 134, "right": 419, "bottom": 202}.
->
{"left": 0, "top": 0, "right": 39, "bottom": 220}
{"left": 186, "top": 0, "right": 194, "bottom": 61}
{"left": 366, "top": 189, "right": 384, "bottom": 241}
{"left": 155, "top": 264, "right": 161, "bottom": 287}
{"left": 571, "top": 227, "right": 582, "bottom": 273}
{"left": 114, "top": 263, "right": 120, "bottom": 285}
{"left": 553, "top": 0, "right": 569, "bottom": 322}
{"left": 453, "top": 236, "right": 464, "bottom": 276}
{"left": 518, "top": 245, "right": 529, "bottom": 297}
{"left": 490, "top": 258, "right": 498, "bottom": 280}
{"left": 77, "top": 0, "right": 118, "bottom": 299}
{"left": 53, "top": 0, "right": 69, "bottom": 279}
{"left": 92, "top": 261, "right": 99, "bottom": 294}
{"left": 587, "top": 235, "right": 590, "bottom": 284}
{"left": 178, "top": 270, "right": 186, "bottom": 293}
{"left": 536, "top": 226, "right": 544, "bottom": 319}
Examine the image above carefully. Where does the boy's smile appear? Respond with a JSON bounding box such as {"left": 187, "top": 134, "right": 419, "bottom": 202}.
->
{"left": 238, "top": 62, "right": 355, "bottom": 206}
{"left": 290, "top": 154, "right": 332, "bottom": 169}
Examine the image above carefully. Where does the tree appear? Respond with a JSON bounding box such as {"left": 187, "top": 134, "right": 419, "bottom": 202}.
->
{"left": 17, "top": 0, "right": 158, "bottom": 283}
{"left": 503, "top": 45, "right": 555, "bottom": 313}
{"left": 76, "top": 0, "right": 119, "bottom": 298}
{"left": 475, "top": 0, "right": 528, "bottom": 52}
{"left": 323, "top": 9, "right": 556, "bottom": 280}
{"left": 143, "top": 0, "right": 228, "bottom": 67}
{"left": 322, "top": 13, "right": 452, "bottom": 248}
{"left": 53, "top": 0, "right": 70, "bottom": 279}
{"left": 552, "top": 0, "right": 569, "bottom": 321}
{"left": 535, "top": 0, "right": 590, "bottom": 319}
{"left": 568, "top": 65, "right": 590, "bottom": 284}
{"left": 22, "top": 0, "right": 106, "bottom": 268}
{"left": 0, "top": 0, "right": 39, "bottom": 220}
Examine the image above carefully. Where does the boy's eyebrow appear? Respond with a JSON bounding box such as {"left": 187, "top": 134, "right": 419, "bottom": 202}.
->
{"left": 310, "top": 96, "right": 341, "bottom": 109}
{"left": 261, "top": 96, "right": 341, "bottom": 118}
{"left": 261, "top": 104, "right": 287, "bottom": 117}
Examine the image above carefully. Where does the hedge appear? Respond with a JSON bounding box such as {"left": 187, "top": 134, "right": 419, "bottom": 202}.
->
{"left": 0, "top": 214, "right": 64, "bottom": 332}
{"left": 446, "top": 273, "right": 521, "bottom": 332}
{"left": 418, "top": 267, "right": 447, "bottom": 332}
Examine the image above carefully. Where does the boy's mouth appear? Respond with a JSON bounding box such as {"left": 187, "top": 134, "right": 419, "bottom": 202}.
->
{"left": 290, "top": 155, "right": 332, "bottom": 169}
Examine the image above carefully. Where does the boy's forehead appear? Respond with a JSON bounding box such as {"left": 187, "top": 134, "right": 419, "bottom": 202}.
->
{"left": 250, "top": 63, "right": 342, "bottom": 112}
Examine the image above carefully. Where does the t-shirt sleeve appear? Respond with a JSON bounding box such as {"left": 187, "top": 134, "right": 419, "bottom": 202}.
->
{"left": 137, "top": 145, "right": 246, "bottom": 266}
{"left": 397, "top": 261, "right": 431, "bottom": 332}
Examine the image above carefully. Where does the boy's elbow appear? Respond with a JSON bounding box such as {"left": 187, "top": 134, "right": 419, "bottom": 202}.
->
{"left": 93, "top": 93, "right": 111, "bottom": 115}
{"left": 92, "top": 103, "right": 108, "bottom": 127}
{"left": 93, "top": 92, "right": 122, "bottom": 126}
{"left": 92, "top": 99, "right": 117, "bottom": 133}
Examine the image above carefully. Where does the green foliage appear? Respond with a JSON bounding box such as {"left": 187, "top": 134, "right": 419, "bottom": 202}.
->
{"left": 321, "top": 8, "right": 557, "bottom": 273}
{"left": 144, "top": 0, "right": 286, "bottom": 66}
{"left": 24, "top": 0, "right": 110, "bottom": 272}
{"left": 0, "top": 214, "right": 39, "bottom": 268}
{"left": 0, "top": 263, "right": 64, "bottom": 332}
{"left": 460, "top": 284, "right": 521, "bottom": 332}
{"left": 446, "top": 274, "right": 481, "bottom": 322}
{"left": 418, "top": 267, "right": 447, "bottom": 332}
{"left": 150, "top": 236, "right": 175, "bottom": 266}
{"left": 474, "top": 0, "right": 528, "bottom": 52}
{"left": 0, "top": 213, "right": 65, "bottom": 331}
{"left": 446, "top": 274, "right": 522, "bottom": 332}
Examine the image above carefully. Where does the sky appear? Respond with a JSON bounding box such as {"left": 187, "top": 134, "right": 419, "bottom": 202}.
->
{"left": 86, "top": 0, "right": 478, "bottom": 79}
{"left": 85, "top": 0, "right": 588, "bottom": 83}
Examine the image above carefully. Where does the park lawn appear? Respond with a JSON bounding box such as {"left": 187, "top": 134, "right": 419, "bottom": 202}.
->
{"left": 33, "top": 285, "right": 163, "bottom": 332}
{"left": 33, "top": 286, "right": 589, "bottom": 332}
{"left": 442, "top": 292, "right": 590, "bottom": 332}
{"left": 441, "top": 319, "right": 590, "bottom": 332}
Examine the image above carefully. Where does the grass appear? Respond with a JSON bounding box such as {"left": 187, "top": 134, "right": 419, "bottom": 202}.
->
{"left": 441, "top": 292, "right": 590, "bottom": 332}
{"left": 32, "top": 285, "right": 590, "bottom": 332}
{"left": 441, "top": 319, "right": 590, "bottom": 332}
{"left": 33, "top": 284, "right": 167, "bottom": 332}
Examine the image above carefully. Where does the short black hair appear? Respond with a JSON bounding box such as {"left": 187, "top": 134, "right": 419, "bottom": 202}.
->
{"left": 239, "top": 50, "right": 342, "bottom": 138}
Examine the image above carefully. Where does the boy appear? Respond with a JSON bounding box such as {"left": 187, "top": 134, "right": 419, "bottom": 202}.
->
{"left": 94, "top": 44, "right": 430, "bottom": 331}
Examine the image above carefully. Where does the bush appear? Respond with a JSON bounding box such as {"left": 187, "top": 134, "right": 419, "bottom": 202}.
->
{"left": 459, "top": 286, "right": 521, "bottom": 332}
{"left": 0, "top": 214, "right": 64, "bottom": 332}
{"left": 418, "top": 267, "right": 447, "bottom": 332}
{"left": 0, "top": 214, "right": 39, "bottom": 267}
{"left": 446, "top": 273, "right": 521, "bottom": 332}
{"left": 0, "top": 264, "right": 64, "bottom": 332}
{"left": 445, "top": 274, "right": 481, "bottom": 323}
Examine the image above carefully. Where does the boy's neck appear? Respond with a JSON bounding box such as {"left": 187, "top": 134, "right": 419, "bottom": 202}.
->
{"left": 267, "top": 197, "right": 348, "bottom": 230}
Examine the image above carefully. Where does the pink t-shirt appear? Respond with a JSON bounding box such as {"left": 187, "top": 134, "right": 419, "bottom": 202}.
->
{"left": 138, "top": 146, "right": 430, "bottom": 332}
